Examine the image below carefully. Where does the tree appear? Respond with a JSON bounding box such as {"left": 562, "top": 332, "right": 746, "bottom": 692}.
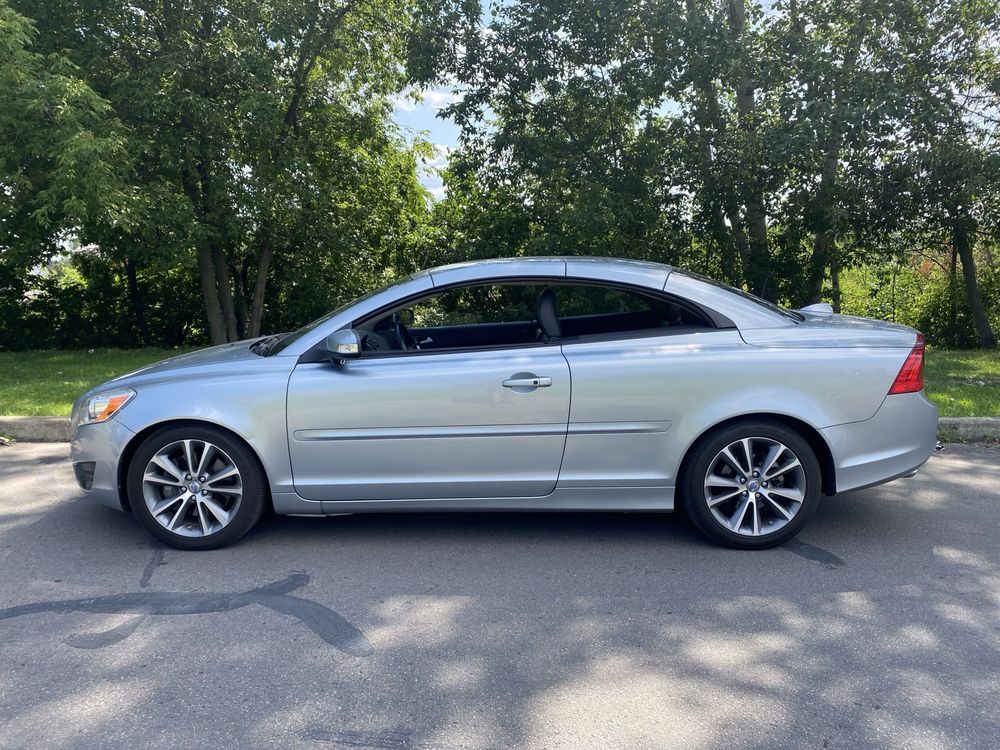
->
{"left": 14, "top": 0, "right": 430, "bottom": 344}
{"left": 413, "top": 0, "right": 997, "bottom": 347}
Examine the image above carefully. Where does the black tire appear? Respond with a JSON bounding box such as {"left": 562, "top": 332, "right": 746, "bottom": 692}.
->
{"left": 126, "top": 424, "right": 268, "bottom": 550}
{"left": 678, "top": 420, "right": 822, "bottom": 549}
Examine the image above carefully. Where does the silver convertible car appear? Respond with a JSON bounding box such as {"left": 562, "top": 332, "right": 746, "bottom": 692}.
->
{"left": 71, "top": 257, "right": 938, "bottom": 550}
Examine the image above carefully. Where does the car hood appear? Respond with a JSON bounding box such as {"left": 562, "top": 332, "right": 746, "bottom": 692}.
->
{"left": 116, "top": 341, "right": 264, "bottom": 380}
{"left": 75, "top": 341, "right": 272, "bottom": 403}
{"left": 741, "top": 312, "right": 919, "bottom": 348}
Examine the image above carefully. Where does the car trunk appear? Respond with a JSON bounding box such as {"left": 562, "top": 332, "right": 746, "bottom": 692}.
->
{"left": 739, "top": 312, "right": 919, "bottom": 349}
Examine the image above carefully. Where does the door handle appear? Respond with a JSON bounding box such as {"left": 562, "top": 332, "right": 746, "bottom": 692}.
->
{"left": 502, "top": 376, "right": 552, "bottom": 388}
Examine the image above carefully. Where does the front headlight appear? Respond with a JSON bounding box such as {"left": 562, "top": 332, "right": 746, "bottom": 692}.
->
{"left": 78, "top": 388, "right": 136, "bottom": 426}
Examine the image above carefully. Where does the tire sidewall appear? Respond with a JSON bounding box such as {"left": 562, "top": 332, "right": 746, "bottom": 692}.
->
{"left": 126, "top": 424, "right": 267, "bottom": 550}
{"left": 681, "top": 421, "right": 822, "bottom": 549}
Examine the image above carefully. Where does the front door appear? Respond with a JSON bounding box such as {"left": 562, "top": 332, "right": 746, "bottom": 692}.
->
{"left": 287, "top": 347, "right": 570, "bottom": 501}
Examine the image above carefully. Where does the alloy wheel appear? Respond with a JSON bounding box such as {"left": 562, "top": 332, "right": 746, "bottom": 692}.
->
{"left": 141, "top": 439, "right": 243, "bottom": 538}
{"left": 703, "top": 436, "right": 806, "bottom": 537}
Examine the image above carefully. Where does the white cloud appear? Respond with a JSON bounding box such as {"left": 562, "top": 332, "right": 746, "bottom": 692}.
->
{"left": 424, "top": 143, "right": 453, "bottom": 170}
{"left": 392, "top": 87, "right": 464, "bottom": 114}
{"left": 392, "top": 92, "right": 418, "bottom": 112}
{"left": 423, "top": 88, "right": 464, "bottom": 110}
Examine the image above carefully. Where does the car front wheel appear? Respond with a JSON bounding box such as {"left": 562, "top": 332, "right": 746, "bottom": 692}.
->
{"left": 126, "top": 424, "right": 268, "bottom": 550}
{"left": 680, "top": 421, "right": 822, "bottom": 549}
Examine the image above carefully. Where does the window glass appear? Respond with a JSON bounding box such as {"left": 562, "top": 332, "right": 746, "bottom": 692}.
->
{"left": 359, "top": 281, "right": 711, "bottom": 354}
{"left": 409, "top": 284, "right": 539, "bottom": 328}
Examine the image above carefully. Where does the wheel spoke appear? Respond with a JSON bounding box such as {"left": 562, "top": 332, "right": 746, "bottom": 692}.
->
{"left": 195, "top": 443, "right": 215, "bottom": 479}
{"left": 150, "top": 454, "right": 185, "bottom": 482}
{"left": 760, "top": 443, "right": 784, "bottom": 478}
{"left": 707, "top": 488, "right": 743, "bottom": 507}
{"left": 751, "top": 499, "right": 761, "bottom": 536}
{"left": 144, "top": 472, "right": 182, "bottom": 488}
{"left": 720, "top": 446, "right": 749, "bottom": 476}
{"left": 729, "top": 495, "right": 752, "bottom": 532}
{"left": 167, "top": 497, "right": 190, "bottom": 530}
{"left": 706, "top": 474, "right": 742, "bottom": 489}
{"left": 199, "top": 495, "right": 231, "bottom": 527}
{"left": 761, "top": 492, "right": 794, "bottom": 520}
{"left": 740, "top": 438, "right": 754, "bottom": 473}
{"left": 206, "top": 465, "right": 239, "bottom": 486}
{"left": 207, "top": 485, "right": 241, "bottom": 496}
{"left": 196, "top": 499, "right": 211, "bottom": 535}
{"left": 765, "top": 458, "right": 801, "bottom": 481}
{"left": 767, "top": 485, "right": 804, "bottom": 503}
{"left": 183, "top": 440, "right": 197, "bottom": 475}
{"left": 151, "top": 493, "right": 185, "bottom": 515}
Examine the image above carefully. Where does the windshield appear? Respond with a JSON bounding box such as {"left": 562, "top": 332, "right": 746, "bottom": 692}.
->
{"left": 267, "top": 274, "right": 418, "bottom": 355}
{"left": 674, "top": 270, "right": 804, "bottom": 322}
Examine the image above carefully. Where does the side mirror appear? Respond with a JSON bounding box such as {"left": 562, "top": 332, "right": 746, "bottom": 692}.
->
{"left": 326, "top": 329, "right": 362, "bottom": 360}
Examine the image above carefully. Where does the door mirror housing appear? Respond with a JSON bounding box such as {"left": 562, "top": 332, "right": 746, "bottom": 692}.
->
{"left": 326, "top": 329, "right": 362, "bottom": 359}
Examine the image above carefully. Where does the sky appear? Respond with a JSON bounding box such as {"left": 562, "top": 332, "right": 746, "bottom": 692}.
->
{"left": 392, "top": 87, "right": 464, "bottom": 200}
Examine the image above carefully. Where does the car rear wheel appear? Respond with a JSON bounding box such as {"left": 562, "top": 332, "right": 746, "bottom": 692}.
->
{"left": 679, "top": 421, "right": 821, "bottom": 549}
{"left": 126, "top": 424, "right": 268, "bottom": 550}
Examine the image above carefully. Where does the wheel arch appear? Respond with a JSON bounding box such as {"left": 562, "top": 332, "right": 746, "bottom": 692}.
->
{"left": 116, "top": 418, "right": 274, "bottom": 512}
{"left": 676, "top": 413, "right": 837, "bottom": 497}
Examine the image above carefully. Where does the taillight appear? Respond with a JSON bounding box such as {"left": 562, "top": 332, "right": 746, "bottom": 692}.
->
{"left": 888, "top": 333, "right": 925, "bottom": 394}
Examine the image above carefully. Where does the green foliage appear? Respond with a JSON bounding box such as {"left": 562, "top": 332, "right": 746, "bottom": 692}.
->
{"left": 3, "top": 0, "right": 432, "bottom": 347}
{"left": 0, "top": 0, "right": 997, "bottom": 352}
{"left": 840, "top": 251, "right": 1000, "bottom": 349}
{"left": 414, "top": 0, "right": 999, "bottom": 346}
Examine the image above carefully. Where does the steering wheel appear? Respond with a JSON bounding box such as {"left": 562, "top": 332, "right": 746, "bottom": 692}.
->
{"left": 391, "top": 312, "right": 418, "bottom": 350}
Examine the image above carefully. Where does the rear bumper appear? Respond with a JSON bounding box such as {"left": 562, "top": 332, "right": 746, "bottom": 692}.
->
{"left": 70, "top": 418, "right": 136, "bottom": 511}
{"left": 820, "top": 391, "right": 938, "bottom": 494}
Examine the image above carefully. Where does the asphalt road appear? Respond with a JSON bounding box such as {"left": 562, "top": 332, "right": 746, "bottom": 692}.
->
{"left": 1, "top": 442, "right": 999, "bottom": 750}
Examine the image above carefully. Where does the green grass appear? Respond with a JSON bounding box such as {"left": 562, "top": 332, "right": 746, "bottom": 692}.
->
{"left": 0, "top": 348, "right": 194, "bottom": 416}
{"left": 0, "top": 346, "right": 996, "bottom": 418}
{"left": 924, "top": 348, "right": 1000, "bottom": 418}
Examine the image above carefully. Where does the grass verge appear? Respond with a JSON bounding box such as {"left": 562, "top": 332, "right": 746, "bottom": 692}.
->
{"left": 0, "top": 348, "right": 193, "bottom": 416}
{"left": 924, "top": 348, "right": 1000, "bottom": 418}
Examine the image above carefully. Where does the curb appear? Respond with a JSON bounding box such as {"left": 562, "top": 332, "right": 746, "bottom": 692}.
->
{"left": 937, "top": 417, "right": 1000, "bottom": 443}
{"left": 0, "top": 416, "right": 71, "bottom": 442}
{"left": 2, "top": 415, "right": 999, "bottom": 444}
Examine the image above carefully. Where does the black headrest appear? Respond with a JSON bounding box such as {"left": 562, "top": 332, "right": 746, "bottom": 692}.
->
{"left": 536, "top": 288, "right": 561, "bottom": 339}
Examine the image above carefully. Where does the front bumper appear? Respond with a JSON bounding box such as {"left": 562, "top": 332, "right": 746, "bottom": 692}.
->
{"left": 70, "top": 418, "right": 137, "bottom": 511}
{"left": 820, "top": 391, "right": 939, "bottom": 494}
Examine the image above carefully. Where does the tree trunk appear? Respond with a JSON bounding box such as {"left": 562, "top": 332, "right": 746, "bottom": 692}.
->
{"left": 728, "top": 0, "right": 772, "bottom": 299}
{"left": 806, "top": 43, "right": 860, "bottom": 304}
{"left": 247, "top": 237, "right": 274, "bottom": 338}
{"left": 233, "top": 261, "right": 249, "bottom": 340}
{"left": 952, "top": 218, "right": 997, "bottom": 349}
{"left": 830, "top": 264, "right": 841, "bottom": 313}
{"left": 948, "top": 246, "right": 959, "bottom": 347}
{"left": 685, "top": 0, "right": 751, "bottom": 288}
{"left": 211, "top": 243, "right": 240, "bottom": 341}
{"left": 196, "top": 239, "right": 227, "bottom": 345}
{"left": 123, "top": 256, "right": 150, "bottom": 345}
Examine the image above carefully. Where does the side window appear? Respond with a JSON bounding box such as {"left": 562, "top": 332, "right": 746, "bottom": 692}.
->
{"left": 556, "top": 286, "right": 654, "bottom": 318}
{"left": 409, "top": 284, "right": 539, "bottom": 328}
{"left": 554, "top": 285, "right": 695, "bottom": 338}
{"left": 358, "top": 281, "right": 713, "bottom": 354}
